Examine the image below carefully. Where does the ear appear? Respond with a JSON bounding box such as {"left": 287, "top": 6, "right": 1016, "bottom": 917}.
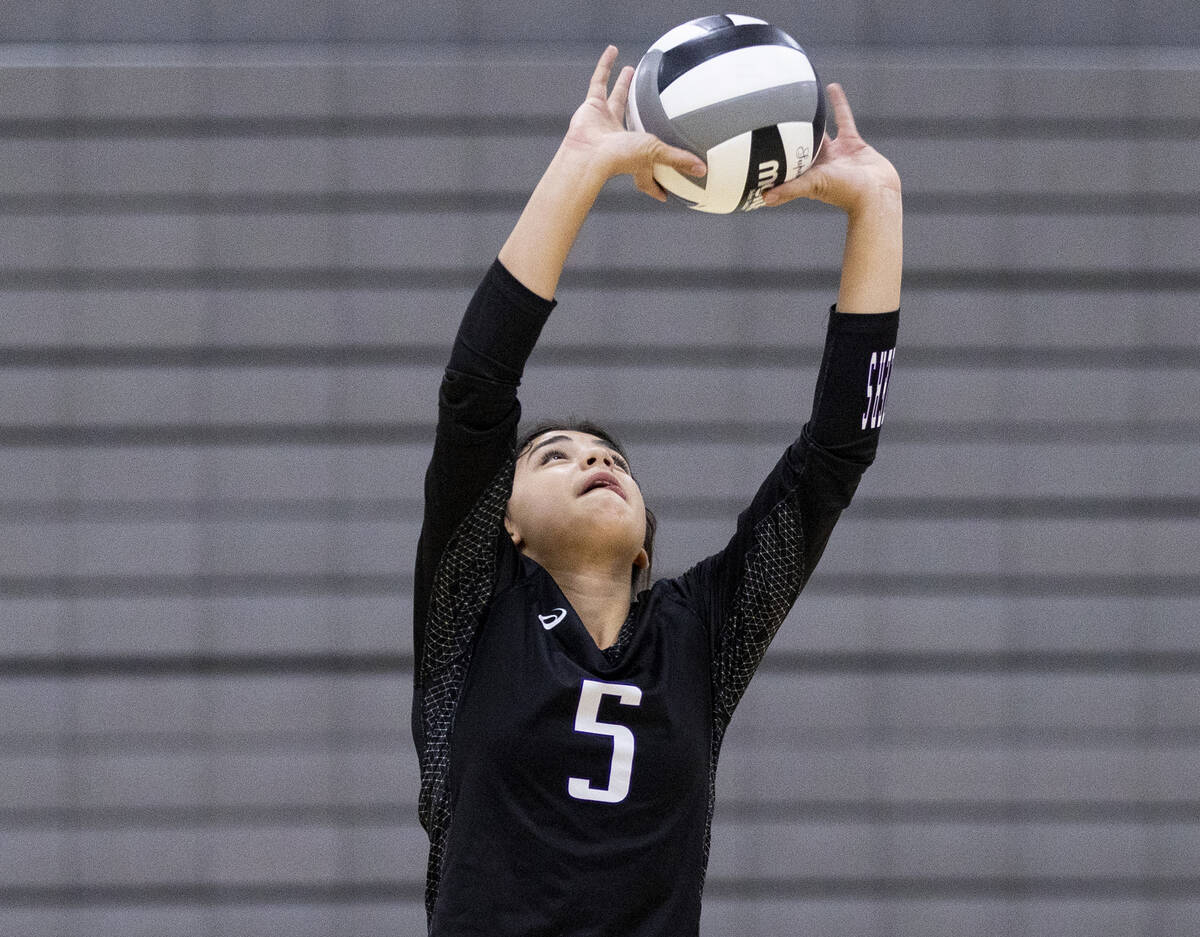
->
{"left": 633, "top": 547, "right": 649, "bottom": 570}
{"left": 503, "top": 513, "right": 525, "bottom": 551}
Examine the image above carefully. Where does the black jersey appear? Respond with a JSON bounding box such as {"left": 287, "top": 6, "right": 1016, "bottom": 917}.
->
{"left": 414, "top": 260, "right": 898, "bottom": 936}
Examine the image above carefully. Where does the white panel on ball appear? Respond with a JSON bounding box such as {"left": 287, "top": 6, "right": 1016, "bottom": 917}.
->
{"left": 776, "top": 120, "right": 819, "bottom": 179}
{"left": 659, "top": 45, "right": 817, "bottom": 115}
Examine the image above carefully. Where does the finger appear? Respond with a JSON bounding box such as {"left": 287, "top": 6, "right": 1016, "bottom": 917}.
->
{"left": 608, "top": 65, "right": 634, "bottom": 121}
{"left": 653, "top": 140, "right": 707, "bottom": 178}
{"left": 761, "top": 177, "right": 806, "bottom": 207}
{"left": 762, "top": 168, "right": 823, "bottom": 207}
{"left": 642, "top": 183, "right": 669, "bottom": 203}
{"left": 587, "top": 45, "right": 619, "bottom": 102}
{"left": 826, "top": 83, "right": 859, "bottom": 139}
{"left": 634, "top": 169, "right": 669, "bottom": 202}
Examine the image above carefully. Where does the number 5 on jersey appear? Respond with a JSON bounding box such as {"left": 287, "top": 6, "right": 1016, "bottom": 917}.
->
{"left": 568, "top": 679, "right": 642, "bottom": 804}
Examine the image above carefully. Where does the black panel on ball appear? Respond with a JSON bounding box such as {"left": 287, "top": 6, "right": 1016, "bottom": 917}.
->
{"left": 736, "top": 125, "right": 787, "bottom": 212}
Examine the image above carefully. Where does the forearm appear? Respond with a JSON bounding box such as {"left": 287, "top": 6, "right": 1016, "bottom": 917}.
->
{"left": 761, "top": 82, "right": 903, "bottom": 313}
{"left": 496, "top": 46, "right": 705, "bottom": 301}
{"left": 835, "top": 183, "right": 903, "bottom": 315}
{"left": 497, "top": 144, "right": 609, "bottom": 301}
{"left": 807, "top": 305, "right": 899, "bottom": 452}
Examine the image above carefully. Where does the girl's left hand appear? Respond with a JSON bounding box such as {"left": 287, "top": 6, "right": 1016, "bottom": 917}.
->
{"left": 763, "top": 83, "right": 900, "bottom": 216}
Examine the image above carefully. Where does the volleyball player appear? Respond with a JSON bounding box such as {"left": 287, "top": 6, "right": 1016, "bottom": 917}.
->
{"left": 413, "top": 46, "right": 902, "bottom": 936}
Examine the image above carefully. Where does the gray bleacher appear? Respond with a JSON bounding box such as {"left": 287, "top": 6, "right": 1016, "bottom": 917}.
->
{"left": 2, "top": 2, "right": 1199, "bottom": 935}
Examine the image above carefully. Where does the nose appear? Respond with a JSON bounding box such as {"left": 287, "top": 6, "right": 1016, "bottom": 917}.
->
{"left": 583, "top": 447, "right": 613, "bottom": 467}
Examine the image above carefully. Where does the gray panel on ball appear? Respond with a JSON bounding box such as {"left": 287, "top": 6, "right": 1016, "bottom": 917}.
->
{"left": 631, "top": 49, "right": 703, "bottom": 157}
{"left": 670, "top": 80, "right": 821, "bottom": 154}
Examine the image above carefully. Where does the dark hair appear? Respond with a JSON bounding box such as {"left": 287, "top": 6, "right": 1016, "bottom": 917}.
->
{"left": 515, "top": 419, "right": 656, "bottom": 595}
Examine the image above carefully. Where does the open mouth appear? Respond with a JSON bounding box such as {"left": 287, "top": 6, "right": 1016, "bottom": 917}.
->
{"left": 581, "top": 472, "right": 626, "bottom": 501}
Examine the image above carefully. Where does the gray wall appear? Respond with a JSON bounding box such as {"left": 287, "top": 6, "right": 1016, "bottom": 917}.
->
{"left": 2, "top": 2, "right": 1199, "bottom": 935}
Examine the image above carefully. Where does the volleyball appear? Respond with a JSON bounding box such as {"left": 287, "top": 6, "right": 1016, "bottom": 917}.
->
{"left": 625, "top": 14, "right": 826, "bottom": 214}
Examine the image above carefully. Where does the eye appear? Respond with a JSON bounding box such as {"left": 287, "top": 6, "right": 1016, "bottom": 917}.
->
{"left": 538, "top": 448, "right": 568, "bottom": 465}
{"left": 612, "top": 454, "right": 631, "bottom": 473}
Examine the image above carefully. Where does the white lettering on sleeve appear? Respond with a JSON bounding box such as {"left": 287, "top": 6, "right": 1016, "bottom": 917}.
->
{"left": 862, "top": 347, "right": 896, "bottom": 430}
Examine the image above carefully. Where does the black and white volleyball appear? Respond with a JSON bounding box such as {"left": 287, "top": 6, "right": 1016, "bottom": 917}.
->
{"left": 625, "top": 14, "right": 826, "bottom": 213}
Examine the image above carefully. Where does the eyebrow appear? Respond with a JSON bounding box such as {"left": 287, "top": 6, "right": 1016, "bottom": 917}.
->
{"left": 525, "top": 434, "right": 573, "bottom": 459}
{"left": 524, "top": 434, "right": 628, "bottom": 465}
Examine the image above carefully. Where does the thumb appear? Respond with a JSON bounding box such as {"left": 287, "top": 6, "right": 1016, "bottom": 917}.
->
{"left": 643, "top": 136, "right": 706, "bottom": 178}
{"left": 762, "top": 169, "right": 823, "bottom": 207}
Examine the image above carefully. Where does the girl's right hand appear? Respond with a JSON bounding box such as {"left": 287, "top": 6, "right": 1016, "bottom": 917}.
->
{"left": 562, "top": 45, "right": 707, "bottom": 202}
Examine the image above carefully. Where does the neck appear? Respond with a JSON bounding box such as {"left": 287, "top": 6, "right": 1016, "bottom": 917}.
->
{"left": 536, "top": 560, "right": 632, "bottom": 650}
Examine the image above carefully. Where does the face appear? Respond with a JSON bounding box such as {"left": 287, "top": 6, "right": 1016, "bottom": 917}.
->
{"left": 506, "top": 430, "right": 649, "bottom": 573}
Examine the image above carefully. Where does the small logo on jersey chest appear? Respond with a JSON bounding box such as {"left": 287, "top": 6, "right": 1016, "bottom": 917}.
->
{"left": 538, "top": 608, "right": 568, "bottom": 630}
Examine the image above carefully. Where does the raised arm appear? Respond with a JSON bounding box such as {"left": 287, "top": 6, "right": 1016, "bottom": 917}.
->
{"left": 414, "top": 46, "right": 705, "bottom": 677}
{"left": 497, "top": 45, "right": 706, "bottom": 300}
{"left": 679, "top": 83, "right": 902, "bottom": 727}
{"left": 416, "top": 46, "right": 704, "bottom": 586}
